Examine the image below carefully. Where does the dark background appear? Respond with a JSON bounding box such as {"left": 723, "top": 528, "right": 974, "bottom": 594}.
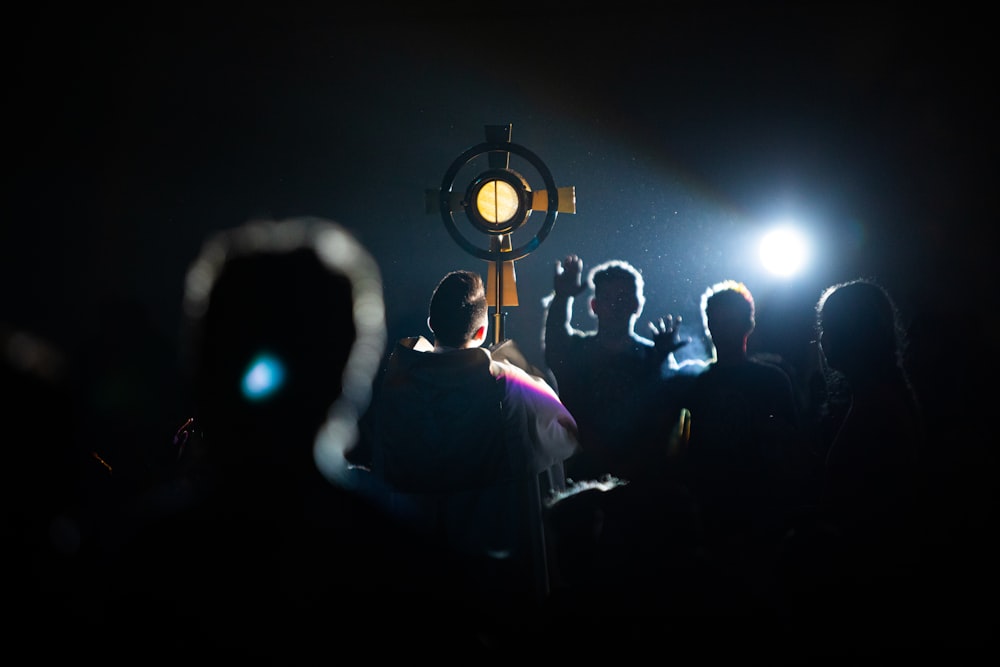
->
{"left": 4, "top": 6, "right": 991, "bottom": 427}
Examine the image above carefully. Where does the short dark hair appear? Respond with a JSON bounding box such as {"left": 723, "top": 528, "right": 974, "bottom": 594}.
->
{"left": 701, "top": 279, "right": 755, "bottom": 337}
{"left": 588, "top": 260, "right": 643, "bottom": 297}
{"left": 428, "top": 270, "right": 487, "bottom": 348}
{"left": 588, "top": 260, "right": 645, "bottom": 312}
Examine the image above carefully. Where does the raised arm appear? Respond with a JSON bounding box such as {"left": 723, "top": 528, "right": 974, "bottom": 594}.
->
{"left": 543, "top": 255, "right": 586, "bottom": 367}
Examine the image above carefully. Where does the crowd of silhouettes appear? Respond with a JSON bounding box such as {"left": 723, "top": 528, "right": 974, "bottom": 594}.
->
{"left": 6, "top": 222, "right": 995, "bottom": 660}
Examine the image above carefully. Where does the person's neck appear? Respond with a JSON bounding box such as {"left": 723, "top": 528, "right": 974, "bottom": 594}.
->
{"left": 596, "top": 326, "right": 636, "bottom": 352}
{"left": 712, "top": 342, "right": 748, "bottom": 365}
{"left": 597, "top": 319, "right": 633, "bottom": 340}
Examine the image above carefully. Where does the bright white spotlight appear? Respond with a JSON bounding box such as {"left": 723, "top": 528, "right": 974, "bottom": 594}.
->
{"left": 759, "top": 225, "right": 809, "bottom": 277}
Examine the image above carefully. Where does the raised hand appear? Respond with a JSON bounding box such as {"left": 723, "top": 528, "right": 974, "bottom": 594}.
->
{"left": 649, "top": 314, "right": 691, "bottom": 356}
{"left": 553, "top": 254, "right": 586, "bottom": 298}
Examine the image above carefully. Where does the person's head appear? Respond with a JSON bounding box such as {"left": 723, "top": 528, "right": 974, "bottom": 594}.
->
{"left": 701, "top": 279, "right": 755, "bottom": 354}
{"left": 816, "top": 278, "right": 905, "bottom": 380}
{"left": 427, "top": 270, "right": 489, "bottom": 349}
{"left": 180, "top": 216, "right": 385, "bottom": 478}
{"left": 587, "top": 260, "right": 645, "bottom": 326}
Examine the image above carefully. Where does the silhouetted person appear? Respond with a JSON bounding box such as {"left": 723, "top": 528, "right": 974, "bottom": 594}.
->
{"left": 816, "top": 278, "right": 925, "bottom": 542}
{"left": 679, "top": 280, "right": 807, "bottom": 528}
{"left": 542, "top": 255, "right": 690, "bottom": 483}
{"left": 370, "top": 269, "right": 579, "bottom": 645}
{"left": 104, "top": 217, "right": 447, "bottom": 660}
{"left": 667, "top": 279, "right": 812, "bottom": 627}
{"left": 779, "top": 278, "right": 930, "bottom": 653}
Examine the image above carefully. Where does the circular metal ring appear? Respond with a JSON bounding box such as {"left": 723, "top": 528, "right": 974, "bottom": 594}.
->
{"left": 439, "top": 141, "right": 560, "bottom": 262}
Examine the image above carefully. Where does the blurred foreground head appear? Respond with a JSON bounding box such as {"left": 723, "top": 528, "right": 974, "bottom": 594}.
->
{"left": 180, "top": 217, "right": 385, "bottom": 482}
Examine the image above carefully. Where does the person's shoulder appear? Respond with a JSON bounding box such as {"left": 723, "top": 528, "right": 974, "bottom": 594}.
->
{"left": 490, "top": 356, "right": 563, "bottom": 401}
{"left": 394, "top": 336, "right": 432, "bottom": 352}
{"left": 631, "top": 333, "right": 656, "bottom": 349}
{"left": 551, "top": 330, "right": 598, "bottom": 354}
{"left": 749, "top": 357, "right": 787, "bottom": 372}
{"left": 669, "top": 358, "right": 710, "bottom": 376}
{"left": 748, "top": 356, "right": 794, "bottom": 382}
{"left": 571, "top": 330, "right": 598, "bottom": 342}
{"left": 491, "top": 356, "right": 543, "bottom": 383}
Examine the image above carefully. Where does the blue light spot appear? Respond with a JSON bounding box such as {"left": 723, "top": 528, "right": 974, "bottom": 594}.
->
{"left": 241, "top": 352, "right": 286, "bottom": 402}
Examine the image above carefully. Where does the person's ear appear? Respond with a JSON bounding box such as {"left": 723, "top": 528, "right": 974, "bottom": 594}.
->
{"left": 472, "top": 324, "right": 488, "bottom": 346}
{"left": 590, "top": 297, "right": 598, "bottom": 315}
{"left": 427, "top": 316, "right": 434, "bottom": 335}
